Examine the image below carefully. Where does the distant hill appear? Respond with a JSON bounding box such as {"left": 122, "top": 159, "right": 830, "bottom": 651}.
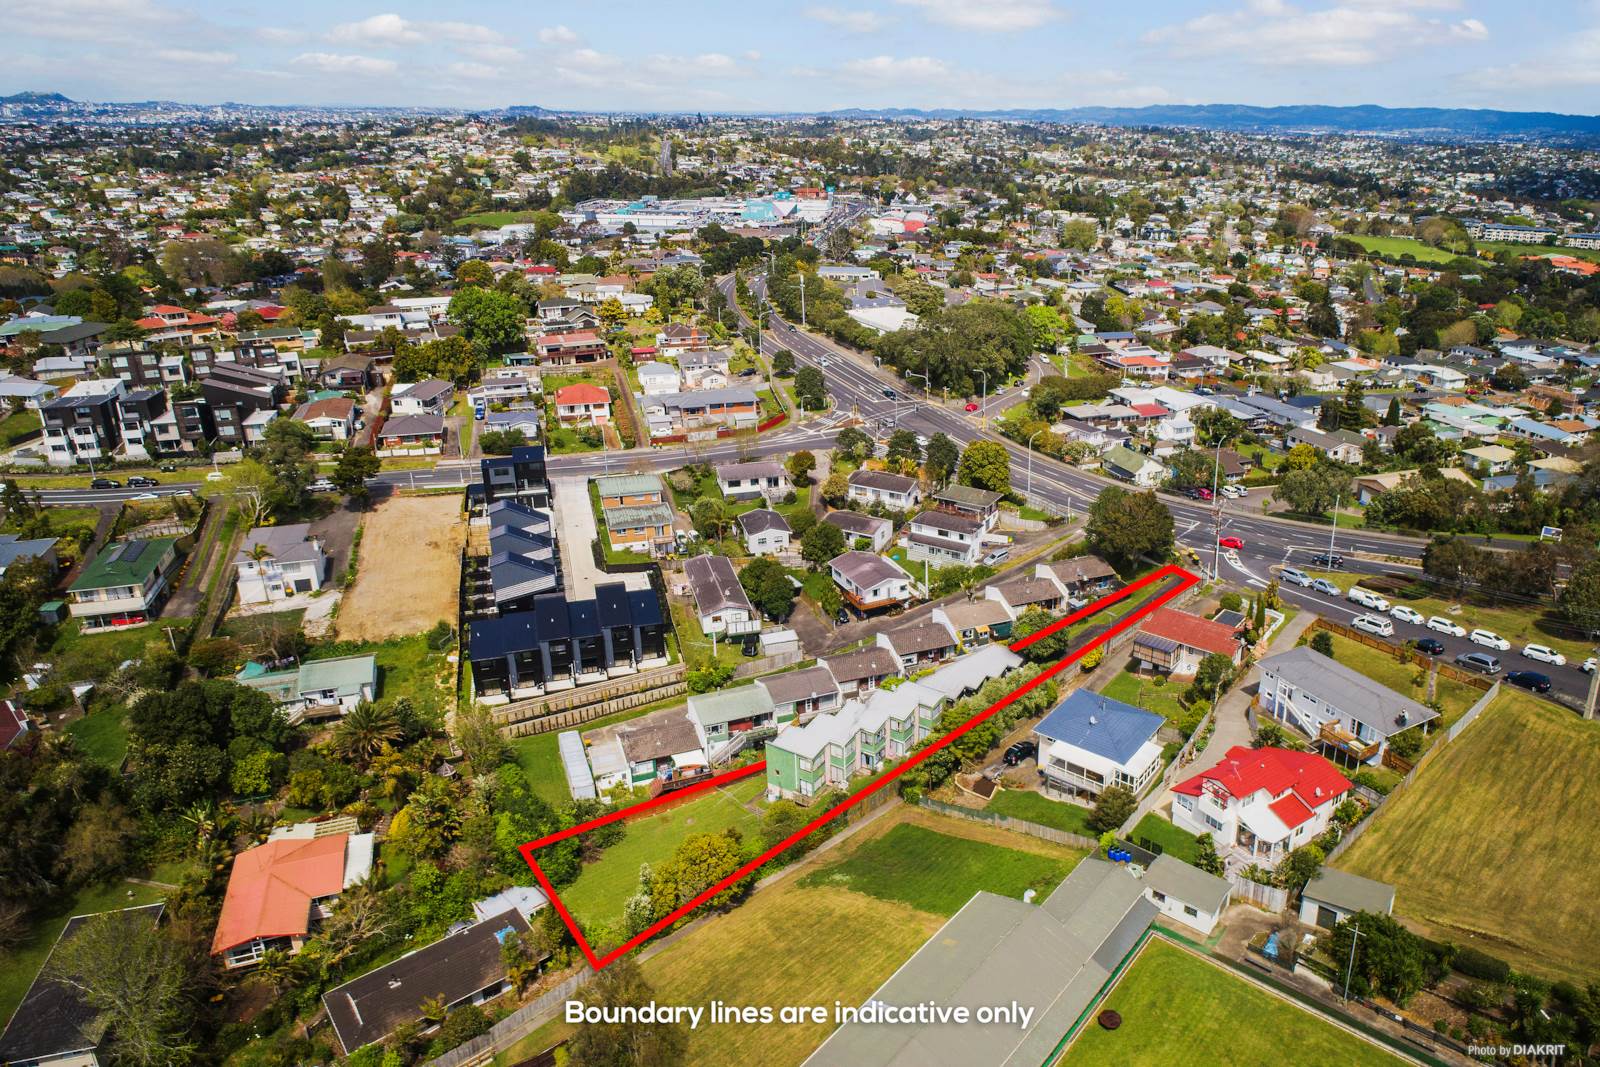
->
{"left": 0, "top": 91, "right": 72, "bottom": 104}
{"left": 820, "top": 103, "right": 1600, "bottom": 139}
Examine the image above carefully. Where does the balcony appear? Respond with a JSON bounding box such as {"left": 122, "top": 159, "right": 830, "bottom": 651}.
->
{"left": 1318, "top": 722, "right": 1380, "bottom": 763}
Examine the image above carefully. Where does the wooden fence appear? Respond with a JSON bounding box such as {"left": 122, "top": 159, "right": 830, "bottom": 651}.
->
{"left": 1229, "top": 874, "right": 1290, "bottom": 912}
{"left": 424, "top": 970, "right": 591, "bottom": 1067}
{"left": 1307, "top": 618, "right": 1494, "bottom": 691}
{"left": 919, "top": 797, "right": 1099, "bottom": 850}
{"left": 493, "top": 664, "right": 688, "bottom": 736}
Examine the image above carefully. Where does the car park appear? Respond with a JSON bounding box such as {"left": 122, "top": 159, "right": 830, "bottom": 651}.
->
{"left": 1280, "top": 566, "right": 1312, "bottom": 587}
{"left": 1520, "top": 644, "right": 1566, "bottom": 667}
{"left": 1414, "top": 638, "right": 1445, "bottom": 655}
{"left": 1347, "top": 587, "right": 1391, "bottom": 612}
{"left": 1310, "top": 578, "right": 1341, "bottom": 596}
{"left": 1002, "top": 740, "right": 1037, "bottom": 766}
{"left": 1427, "top": 616, "right": 1466, "bottom": 637}
{"left": 1506, "top": 670, "right": 1552, "bottom": 693}
{"left": 1352, "top": 614, "right": 1394, "bottom": 638}
{"left": 1310, "top": 553, "right": 1344, "bottom": 568}
{"left": 1390, "top": 605, "right": 1425, "bottom": 625}
{"left": 1455, "top": 651, "right": 1502, "bottom": 675}
{"left": 1469, "top": 629, "right": 1511, "bottom": 652}
{"left": 1217, "top": 535, "right": 1243, "bottom": 549}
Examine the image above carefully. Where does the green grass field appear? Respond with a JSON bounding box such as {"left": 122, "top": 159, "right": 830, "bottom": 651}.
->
{"left": 801, "top": 822, "right": 1077, "bottom": 915}
{"left": 0, "top": 880, "right": 168, "bottom": 1028}
{"left": 1129, "top": 813, "right": 1203, "bottom": 865}
{"left": 453, "top": 209, "right": 548, "bottom": 230}
{"left": 1349, "top": 233, "right": 1600, "bottom": 267}
{"left": 308, "top": 632, "right": 454, "bottom": 722}
{"left": 1339, "top": 689, "right": 1600, "bottom": 982}
{"left": 559, "top": 779, "right": 765, "bottom": 933}
{"left": 1099, "top": 670, "right": 1190, "bottom": 728}
{"left": 66, "top": 706, "right": 129, "bottom": 767}
{"left": 1064, "top": 938, "right": 1403, "bottom": 1066}
{"left": 987, "top": 789, "right": 1097, "bottom": 837}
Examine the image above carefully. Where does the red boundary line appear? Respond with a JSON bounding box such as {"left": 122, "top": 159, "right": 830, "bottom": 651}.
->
{"left": 519, "top": 563, "right": 1200, "bottom": 969}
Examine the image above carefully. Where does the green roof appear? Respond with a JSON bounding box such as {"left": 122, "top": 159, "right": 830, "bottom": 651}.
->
{"left": 297, "top": 655, "right": 377, "bottom": 696}
{"left": 688, "top": 684, "right": 775, "bottom": 727}
{"left": 69, "top": 538, "right": 176, "bottom": 591}
{"left": 594, "top": 473, "right": 663, "bottom": 498}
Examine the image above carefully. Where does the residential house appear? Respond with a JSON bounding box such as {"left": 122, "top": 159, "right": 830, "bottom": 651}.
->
{"left": 1101, "top": 445, "right": 1165, "bottom": 487}
{"left": 389, "top": 378, "right": 454, "bottom": 416}
{"left": 646, "top": 387, "right": 760, "bottom": 435}
{"left": 876, "top": 619, "right": 960, "bottom": 671}
{"left": 637, "top": 360, "right": 682, "bottom": 395}
{"left": 594, "top": 473, "right": 664, "bottom": 507}
{"left": 202, "top": 363, "right": 287, "bottom": 449}
{"left": 376, "top": 413, "right": 445, "bottom": 454}
{"left": 846, "top": 469, "right": 923, "bottom": 510}
{"left": 39, "top": 379, "right": 123, "bottom": 466}
{"left": 552, "top": 383, "right": 612, "bottom": 426}
{"left": 1143, "top": 854, "right": 1233, "bottom": 937}
{"left": 764, "top": 681, "right": 945, "bottom": 801}
{"left": 534, "top": 330, "right": 607, "bottom": 366}
{"left": 932, "top": 599, "right": 1015, "bottom": 647}
{"left": 683, "top": 554, "right": 760, "bottom": 636}
{"left": 824, "top": 510, "right": 893, "bottom": 553}
{"left": 616, "top": 715, "right": 708, "bottom": 787}
{"left": 0, "top": 904, "right": 166, "bottom": 1067}
{"left": 688, "top": 684, "right": 782, "bottom": 755}
{"left": 67, "top": 537, "right": 180, "bottom": 631}
{"left": 1171, "top": 746, "right": 1351, "bottom": 870}
{"left": 1298, "top": 868, "right": 1396, "bottom": 930}
{"left": 1352, "top": 467, "right": 1475, "bottom": 504}
{"left": 293, "top": 396, "right": 357, "bottom": 441}
{"left": 1287, "top": 426, "right": 1365, "bottom": 464}
{"left": 755, "top": 664, "right": 842, "bottom": 725}
{"left": 235, "top": 655, "right": 377, "bottom": 724}
{"left": 1257, "top": 645, "right": 1438, "bottom": 767}
{"left": 829, "top": 551, "right": 918, "bottom": 614}
{"left": 658, "top": 322, "right": 711, "bottom": 355}
{"left": 1033, "top": 689, "right": 1165, "bottom": 799}
{"left": 1038, "top": 556, "right": 1119, "bottom": 604}
{"left": 323, "top": 910, "right": 536, "bottom": 1057}
{"left": 929, "top": 484, "right": 1003, "bottom": 532}
{"left": 479, "top": 445, "right": 550, "bottom": 507}
{"left": 716, "top": 460, "right": 791, "bottom": 502}
{"left": 738, "top": 509, "right": 791, "bottom": 556}
{"left": 603, "top": 501, "right": 676, "bottom": 558}
{"left": 905, "top": 509, "right": 985, "bottom": 566}
{"left": 234, "top": 523, "right": 326, "bottom": 604}
{"left": 821, "top": 646, "right": 901, "bottom": 699}
{"left": 679, "top": 348, "right": 733, "bottom": 388}
{"left": 211, "top": 829, "right": 375, "bottom": 969}
{"left": 985, "top": 575, "right": 1067, "bottom": 617}
{"left": 1132, "top": 607, "right": 1242, "bottom": 674}
{"left": 0, "top": 533, "right": 58, "bottom": 577}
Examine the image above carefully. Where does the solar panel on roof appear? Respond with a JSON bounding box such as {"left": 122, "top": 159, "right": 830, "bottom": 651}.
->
{"left": 119, "top": 540, "right": 149, "bottom": 563}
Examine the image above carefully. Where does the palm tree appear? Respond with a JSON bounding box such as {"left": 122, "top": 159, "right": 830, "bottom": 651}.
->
{"left": 330, "top": 700, "right": 403, "bottom": 766}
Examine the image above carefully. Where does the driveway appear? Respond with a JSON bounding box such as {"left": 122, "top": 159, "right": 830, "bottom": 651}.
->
{"left": 310, "top": 501, "right": 364, "bottom": 584}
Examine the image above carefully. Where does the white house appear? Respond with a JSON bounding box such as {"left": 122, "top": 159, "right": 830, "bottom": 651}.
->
{"left": 682, "top": 554, "right": 760, "bottom": 636}
{"left": 904, "top": 509, "right": 985, "bottom": 566}
{"left": 1143, "top": 854, "right": 1232, "bottom": 937}
{"left": 637, "top": 361, "right": 682, "bottom": 396}
{"left": 389, "top": 378, "right": 454, "bottom": 416}
{"left": 551, "top": 383, "right": 611, "bottom": 426}
{"left": 1298, "top": 868, "right": 1396, "bottom": 930}
{"left": 829, "top": 550, "right": 918, "bottom": 613}
{"left": 846, "top": 469, "right": 923, "bottom": 510}
{"left": 824, "top": 510, "right": 893, "bottom": 553}
{"left": 1032, "top": 689, "right": 1165, "bottom": 799}
{"left": 234, "top": 524, "right": 327, "bottom": 604}
{"left": 1100, "top": 445, "right": 1165, "bottom": 487}
{"left": 716, "top": 461, "right": 791, "bottom": 502}
{"left": 737, "top": 509, "right": 791, "bottom": 556}
{"left": 1171, "top": 746, "right": 1351, "bottom": 870}
{"left": 1256, "top": 646, "right": 1438, "bottom": 767}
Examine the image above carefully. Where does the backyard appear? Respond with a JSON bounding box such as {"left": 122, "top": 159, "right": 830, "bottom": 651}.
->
{"left": 1339, "top": 689, "right": 1600, "bottom": 981}
{"left": 985, "top": 788, "right": 1096, "bottom": 837}
{"left": 1099, "top": 668, "right": 1193, "bottom": 731}
{"left": 1128, "top": 812, "right": 1204, "bottom": 865}
{"left": 307, "top": 630, "right": 456, "bottom": 723}
{"left": 1062, "top": 938, "right": 1403, "bottom": 1066}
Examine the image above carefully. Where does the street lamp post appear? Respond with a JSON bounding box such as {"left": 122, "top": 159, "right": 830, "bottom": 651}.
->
{"left": 1026, "top": 429, "right": 1044, "bottom": 509}
{"left": 1341, "top": 922, "right": 1363, "bottom": 1003}
{"left": 907, "top": 371, "right": 930, "bottom": 401}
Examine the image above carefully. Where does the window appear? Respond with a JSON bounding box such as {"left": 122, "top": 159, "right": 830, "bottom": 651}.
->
{"left": 1151, "top": 890, "right": 1167, "bottom": 903}
{"left": 1183, "top": 905, "right": 1198, "bottom": 918}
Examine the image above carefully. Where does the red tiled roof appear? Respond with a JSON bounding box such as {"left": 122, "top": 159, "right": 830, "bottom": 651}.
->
{"left": 211, "top": 835, "right": 348, "bottom": 954}
{"left": 538, "top": 330, "right": 601, "bottom": 347}
{"left": 1138, "top": 607, "right": 1240, "bottom": 657}
{"left": 1173, "top": 745, "right": 1351, "bottom": 813}
{"left": 1269, "top": 792, "right": 1316, "bottom": 829}
{"left": 0, "top": 700, "right": 28, "bottom": 750}
{"left": 1130, "top": 403, "right": 1171, "bottom": 417}
{"left": 554, "top": 383, "right": 610, "bottom": 405}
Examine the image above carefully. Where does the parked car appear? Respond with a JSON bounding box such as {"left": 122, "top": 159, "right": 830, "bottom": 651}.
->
{"left": 1002, "top": 740, "right": 1038, "bottom": 767}
{"left": 1390, "top": 605, "right": 1425, "bottom": 625}
{"left": 983, "top": 547, "right": 1010, "bottom": 566}
{"left": 1348, "top": 587, "right": 1391, "bottom": 612}
{"left": 835, "top": 609, "right": 851, "bottom": 626}
{"left": 1352, "top": 614, "right": 1395, "bottom": 638}
{"left": 1583, "top": 657, "right": 1598, "bottom": 674}
{"left": 158, "top": 463, "right": 178, "bottom": 473}
{"left": 1194, "top": 386, "right": 1214, "bottom": 396}
{"left": 1414, "top": 637, "right": 1446, "bottom": 656}
{"left": 1469, "top": 628, "right": 1511, "bottom": 652}
{"left": 740, "top": 636, "right": 759, "bottom": 657}
{"left": 127, "top": 476, "right": 159, "bottom": 488}
{"left": 1426, "top": 616, "right": 1466, "bottom": 637}
{"left": 130, "top": 492, "right": 159, "bottom": 501}
{"left": 1310, "top": 552, "right": 1345, "bottom": 569}
{"left": 1220, "top": 484, "right": 1246, "bottom": 499}
{"left": 1217, "top": 535, "right": 1243, "bottom": 549}
{"left": 1520, "top": 643, "right": 1566, "bottom": 667}
{"left": 309, "top": 479, "right": 337, "bottom": 493}
{"left": 1310, "top": 578, "right": 1341, "bottom": 596}
{"left": 964, "top": 402, "right": 979, "bottom": 412}
{"left": 205, "top": 470, "right": 225, "bottom": 482}
{"left": 1506, "top": 670, "right": 1552, "bottom": 693}
{"left": 1280, "top": 566, "right": 1313, "bottom": 587}
{"left": 90, "top": 477, "right": 120, "bottom": 489}
{"left": 1190, "top": 487, "right": 1214, "bottom": 501}
{"left": 1455, "top": 651, "right": 1502, "bottom": 675}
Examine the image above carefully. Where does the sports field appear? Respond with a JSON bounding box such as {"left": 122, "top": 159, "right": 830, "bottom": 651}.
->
{"left": 1339, "top": 689, "right": 1600, "bottom": 981}
{"left": 1063, "top": 939, "right": 1402, "bottom": 1066}
{"left": 558, "top": 776, "right": 765, "bottom": 934}
{"left": 1349, "top": 234, "right": 1600, "bottom": 266}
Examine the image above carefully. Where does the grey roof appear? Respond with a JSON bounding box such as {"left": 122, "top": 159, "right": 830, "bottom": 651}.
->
{"left": 883, "top": 620, "right": 958, "bottom": 655}
{"left": 593, "top": 473, "right": 662, "bottom": 498}
{"left": 830, "top": 550, "right": 908, "bottom": 590}
{"left": 1145, "top": 853, "right": 1232, "bottom": 915}
{"left": 1034, "top": 690, "right": 1164, "bottom": 765}
{"left": 911, "top": 509, "right": 984, "bottom": 536}
{"left": 823, "top": 510, "right": 890, "bottom": 536}
{"left": 717, "top": 460, "right": 785, "bottom": 482}
{"left": 689, "top": 684, "right": 777, "bottom": 727}
{"left": 652, "top": 385, "right": 759, "bottom": 410}
{"left": 756, "top": 664, "right": 840, "bottom": 706}
{"left": 0, "top": 533, "right": 58, "bottom": 568}
{"left": 806, "top": 860, "right": 1156, "bottom": 1067}
{"left": 822, "top": 646, "right": 900, "bottom": 684}
{"left": 937, "top": 599, "right": 1013, "bottom": 629}
{"left": 848, "top": 468, "right": 919, "bottom": 494}
{"left": 738, "top": 508, "right": 790, "bottom": 535}
{"left": 397, "top": 378, "right": 453, "bottom": 402}
{"left": 932, "top": 484, "right": 1002, "bottom": 509}
{"left": 1304, "top": 868, "right": 1396, "bottom": 915}
{"left": 617, "top": 715, "right": 704, "bottom": 763}
{"left": 683, "top": 553, "right": 754, "bottom": 617}
{"left": 236, "top": 523, "right": 321, "bottom": 567}
{"left": 603, "top": 501, "right": 675, "bottom": 529}
{"left": 1045, "top": 555, "right": 1118, "bottom": 586}
{"left": 1261, "top": 645, "right": 1438, "bottom": 739}
{"left": 377, "top": 413, "right": 444, "bottom": 438}
{"left": 993, "top": 577, "right": 1061, "bottom": 607}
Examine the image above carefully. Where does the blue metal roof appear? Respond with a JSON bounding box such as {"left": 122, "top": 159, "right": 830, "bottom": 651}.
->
{"left": 1034, "top": 690, "right": 1164, "bottom": 765}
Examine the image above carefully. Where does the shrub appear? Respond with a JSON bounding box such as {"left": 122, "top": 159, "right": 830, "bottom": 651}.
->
{"left": 1219, "top": 592, "right": 1243, "bottom": 613}
{"left": 1453, "top": 946, "right": 1512, "bottom": 983}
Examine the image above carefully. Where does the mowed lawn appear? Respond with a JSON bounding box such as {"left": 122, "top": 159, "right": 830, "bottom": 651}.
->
{"left": 987, "top": 788, "right": 1096, "bottom": 837}
{"left": 801, "top": 818, "right": 1081, "bottom": 915}
{"left": 1064, "top": 939, "right": 1402, "bottom": 1066}
{"left": 1316, "top": 631, "right": 1483, "bottom": 730}
{"left": 1339, "top": 690, "right": 1600, "bottom": 981}
{"left": 558, "top": 779, "right": 764, "bottom": 934}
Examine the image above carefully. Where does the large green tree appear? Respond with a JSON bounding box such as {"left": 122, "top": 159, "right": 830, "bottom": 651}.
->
{"left": 566, "top": 956, "right": 690, "bottom": 1067}
{"left": 448, "top": 286, "right": 526, "bottom": 352}
{"left": 739, "top": 557, "right": 796, "bottom": 621}
{"left": 957, "top": 440, "right": 1010, "bottom": 495}
{"left": 1085, "top": 488, "right": 1174, "bottom": 572}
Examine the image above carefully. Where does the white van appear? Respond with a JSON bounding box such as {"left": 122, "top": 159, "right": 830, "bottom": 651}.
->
{"left": 1348, "top": 587, "right": 1391, "bottom": 612}
{"left": 1352, "top": 613, "right": 1395, "bottom": 638}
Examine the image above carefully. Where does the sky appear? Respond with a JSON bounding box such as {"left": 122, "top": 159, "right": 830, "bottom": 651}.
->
{"left": 3, "top": 0, "right": 1599, "bottom": 114}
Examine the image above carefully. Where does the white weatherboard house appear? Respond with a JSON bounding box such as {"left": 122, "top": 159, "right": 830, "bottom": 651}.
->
{"left": 235, "top": 523, "right": 327, "bottom": 604}
{"left": 1256, "top": 645, "right": 1438, "bottom": 767}
{"left": 1172, "top": 746, "right": 1351, "bottom": 870}
{"left": 1032, "top": 689, "right": 1165, "bottom": 798}
{"left": 682, "top": 553, "right": 760, "bottom": 636}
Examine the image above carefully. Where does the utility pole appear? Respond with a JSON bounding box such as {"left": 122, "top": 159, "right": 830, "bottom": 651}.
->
{"left": 1210, "top": 439, "right": 1224, "bottom": 580}
{"left": 1027, "top": 429, "right": 1044, "bottom": 509}
{"left": 1341, "top": 922, "right": 1362, "bottom": 1003}
{"left": 799, "top": 273, "right": 807, "bottom": 327}
{"left": 1327, "top": 493, "right": 1340, "bottom": 564}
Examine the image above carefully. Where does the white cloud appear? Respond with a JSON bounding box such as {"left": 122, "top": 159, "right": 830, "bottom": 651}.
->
{"left": 446, "top": 61, "right": 497, "bottom": 80}
{"left": 256, "top": 27, "right": 308, "bottom": 45}
{"left": 838, "top": 54, "right": 952, "bottom": 83}
{"left": 1478, "top": 24, "right": 1600, "bottom": 88}
{"left": 1142, "top": 2, "right": 1490, "bottom": 66}
{"left": 538, "top": 24, "right": 579, "bottom": 45}
{"left": 892, "top": 0, "right": 1060, "bottom": 32}
{"left": 154, "top": 48, "right": 235, "bottom": 65}
{"left": 327, "top": 13, "right": 420, "bottom": 46}
{"left": 805, "top": 7, "right": 888, "bottom": 33}
{"left": 290, "top": 52, "right": 399, "bottom": 76}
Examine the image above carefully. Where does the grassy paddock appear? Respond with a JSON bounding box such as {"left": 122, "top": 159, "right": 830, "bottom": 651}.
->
{"left": 1062, "top": 938, "right": 1402, "bottom": 1066}
{"left": 986, "top": 788, "right": 1097, "bottom": 837}
{"left": 1339, "top": 689, "right": 1600, "bottom": 981}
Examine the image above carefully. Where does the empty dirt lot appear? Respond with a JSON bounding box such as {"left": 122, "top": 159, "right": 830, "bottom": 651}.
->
{"left": 336, "top": 493, "right": 464, "bottom": 641}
